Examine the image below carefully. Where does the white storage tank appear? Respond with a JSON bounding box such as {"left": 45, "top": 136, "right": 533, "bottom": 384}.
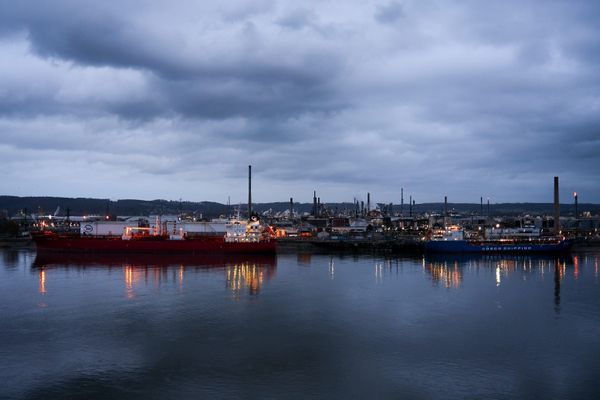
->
{"left": 157, "top": 221, "right": 228, "bottom": 236}
{"left": 80, "top": 221, "right": 132, "bottom": 236}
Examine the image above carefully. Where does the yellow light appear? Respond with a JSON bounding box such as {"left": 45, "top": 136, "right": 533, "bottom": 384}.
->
{"left": 39, "top": 270, "right": 46, "bottom": 294}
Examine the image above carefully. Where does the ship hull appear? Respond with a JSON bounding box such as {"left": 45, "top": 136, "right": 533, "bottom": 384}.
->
{"left": 424, "top": 239, "right": 573, "bottom": 254}
{"left": 33, "top": 234, "right": 276, "bottom": 254}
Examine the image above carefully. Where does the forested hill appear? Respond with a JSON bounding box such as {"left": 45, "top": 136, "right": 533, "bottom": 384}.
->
{"left": 1, "top": 196, "right": 599, "bottom": 218}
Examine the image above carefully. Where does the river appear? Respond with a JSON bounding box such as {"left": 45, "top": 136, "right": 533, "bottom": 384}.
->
{"left": 1, "top": 248, "right": 599, "bottom": 399}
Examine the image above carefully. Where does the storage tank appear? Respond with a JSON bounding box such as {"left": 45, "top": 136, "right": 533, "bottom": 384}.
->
{"left": 80, "top": 221, "right": 132, "bottom": 236}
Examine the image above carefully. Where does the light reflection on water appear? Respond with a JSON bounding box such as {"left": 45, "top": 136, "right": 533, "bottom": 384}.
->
{"left": 1, "top": 249, "right": 599, "bottom": 399}
{"left": 421, "top": 254, "right": 574, "bottom": 291}
{"left": 32, "top": 252, "right": 277, "bottom": 298}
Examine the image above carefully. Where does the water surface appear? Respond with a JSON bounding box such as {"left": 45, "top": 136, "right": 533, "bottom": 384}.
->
{"left": 1, "top": 249, "right": 599, "bottom": 399}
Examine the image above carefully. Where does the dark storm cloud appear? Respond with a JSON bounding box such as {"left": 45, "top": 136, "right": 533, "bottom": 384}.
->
{"left": 375, "top": 2, "right": 404, "bottom": 24}
{"left": 0, "top": 0, "right": 345, "bottom": 122}
{"left": 277, "top": 8, "right": 317, "bottom": 30}
{"left": 0, "top": 0, "right": 599, "bottom": 202}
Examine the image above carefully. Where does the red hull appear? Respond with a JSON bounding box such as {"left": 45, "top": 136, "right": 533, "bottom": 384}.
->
{"left": 33, "top": 234, "right": 276, "bottom": 254}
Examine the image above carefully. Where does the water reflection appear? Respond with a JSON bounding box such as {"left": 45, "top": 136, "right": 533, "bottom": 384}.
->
{"left": 328, "top": 257, "right": 335, "bottom": 280}
{"left": 38, "top": 269, "right": 46, "bottom": 295}
{"left": 26, "top": 251, "right": 586, "bottom": 308}
{"left": 297, "top": 252, "right": 312, "bottom": 267}
{"left": 2, "top": 249, "right": 20, "bottom": 267}
{"left": 226, "top": 262, "right": 275, "bottom": 296}
{"left": 374, "top": 259, "right": 398, "bottom": 282}
{"left": 423, "top": 258, "right": 463, "bottom": 288}
{"left": 3, "top": 249, "right": 600, "bottom": 399}
{"left": 2, "top": 249, "right": 35, "bottom": 271}
{"left": 32, "top": 252, "right": 277, "bottom": 297}
{"left": 422, "top": 254, "right": 573, "bottom": 290}
{"left": 554, "top": 261, "right": 561, "bottom": 313}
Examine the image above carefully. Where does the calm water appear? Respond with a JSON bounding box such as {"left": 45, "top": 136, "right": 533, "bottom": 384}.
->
{"left": 1, "top": 248, "right": 600, "bottom": 399}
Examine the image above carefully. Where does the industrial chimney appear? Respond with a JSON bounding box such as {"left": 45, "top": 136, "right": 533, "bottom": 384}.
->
{"left": 444, "top": 196, "right": 448, "bottom": 217}
{"left": 248, "top": 165, "right": 252, "bottom": 218}
{"left": 401, "top": 188, "right": 404, "bottom": 216}
{"left": 554, "top": 176, "right": 560, "bottom": 234}
{"left": 444, "top": 196, "right": 448, "bottom": 228}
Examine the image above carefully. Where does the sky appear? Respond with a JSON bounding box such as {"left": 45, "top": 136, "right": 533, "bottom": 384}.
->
{"left": 0, "top": 0, "right": 599, "bottom": 205}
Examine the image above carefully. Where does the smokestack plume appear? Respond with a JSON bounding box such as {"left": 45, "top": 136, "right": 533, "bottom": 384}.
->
{"left": 554, "top": 176, "right": 560, "bottom": 234}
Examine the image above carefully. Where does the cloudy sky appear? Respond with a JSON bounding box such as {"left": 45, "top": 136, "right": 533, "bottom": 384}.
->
{"left": 0, "top": 0, "right": 599, "bottom": 204}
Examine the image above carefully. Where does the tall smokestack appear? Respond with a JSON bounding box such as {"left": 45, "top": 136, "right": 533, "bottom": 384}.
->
{"left": 248, "top": 165, "right": 252, "bottom": 218}
{"left": 480, "top": 197, "right": 483, "bottom": 216}
{"left": 444, "top": 196, "right": 448, "bottom": 228}
{"left": 409, "top": 195, "right": 412, "bottom": 217}
{"left": 554, "top": 176, "right": 560, "bottom": 234}
{"left": 290, "top": 197, "right": 294, "bottom": 220}
{"left": 401, "top": 188, "right": 404, "bottom": 215}
{"left": 367, "top": 192, "right": 370, "bottom": 213}
{"left": 444, "top": 196, "right": 448, "bottom": 217}
{"left": 313, "top": 191, "right": 317, "bottom": 216}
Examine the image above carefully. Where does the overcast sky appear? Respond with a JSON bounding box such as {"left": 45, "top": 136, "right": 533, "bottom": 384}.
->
{"left": 0, "top": 0, "right": 599, "bottom": 205}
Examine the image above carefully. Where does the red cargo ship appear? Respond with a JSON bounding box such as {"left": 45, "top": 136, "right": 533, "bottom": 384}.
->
{"left": 32, "top": 166, "right": 276, "bottom": 254}
{"left": 33, "top": 219, "right": 276, "bottom": 254}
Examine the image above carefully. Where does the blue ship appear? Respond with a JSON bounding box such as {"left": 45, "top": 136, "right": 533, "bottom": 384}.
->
{"left": 424, "top": 227, "right": 574, "bottom": 254}
{"left": 424, "top": 238, "right": 574, "bottom": 254}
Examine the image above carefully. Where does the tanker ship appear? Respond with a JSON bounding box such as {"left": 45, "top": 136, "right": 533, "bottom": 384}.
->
{"left": 33, "top": 217, "right": 276, "bottom": 254}
{"left": 33, "top": 165, "right": 276, "bottom": 254}
{"left": 424, "top": 226, "right": 573, "bottom": 254}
